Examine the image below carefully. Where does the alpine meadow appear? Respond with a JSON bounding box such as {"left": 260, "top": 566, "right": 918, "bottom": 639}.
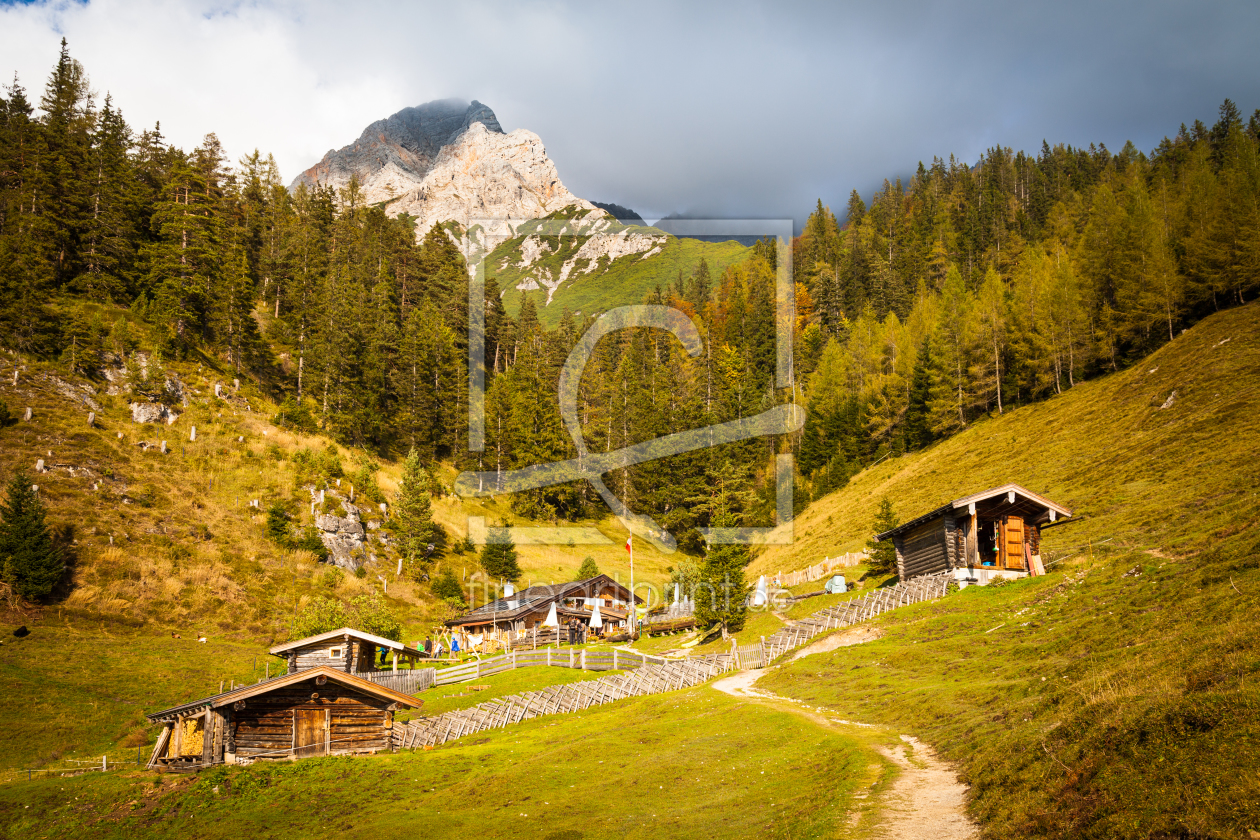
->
{"left": 1, "top": 21, "right": 1259, "bottom": 840}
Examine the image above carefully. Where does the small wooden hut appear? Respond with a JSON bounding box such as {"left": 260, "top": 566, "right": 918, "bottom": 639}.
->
{"left": 269, "top": 627, "right": 425, "bottom": 675}
{"left": 145, "top": 666, "right": 418, "bottom": 771}
{"left": 874, "top": 483, "right": 1072, "bottom": 586}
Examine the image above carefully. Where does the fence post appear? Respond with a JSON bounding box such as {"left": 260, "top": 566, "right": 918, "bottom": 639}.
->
{"left": 760, "top": 636, "right": 767, "bottom": 668}
{"left": 581, "top": 649, "right": 587, "bottom": 671}
{"left": 613, "top": 649, "right": 619, "bottom": 670}
{"left": 547, "top": 648, "right": 552, "bottom": 667}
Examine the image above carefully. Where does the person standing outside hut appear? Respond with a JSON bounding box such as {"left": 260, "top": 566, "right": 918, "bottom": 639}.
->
{"left": 423, "top": 636, "right": 432, "bottom": 659}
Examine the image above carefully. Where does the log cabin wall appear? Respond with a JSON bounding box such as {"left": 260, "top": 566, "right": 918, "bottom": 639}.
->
{"left": 897, "top": 518, "right": 953, "bottom": 579}
{"left": 231, "top": 677, "right": 392, "bottom": 759}
{"left": 290, "top": 640, "right": 350, "bottom": 672}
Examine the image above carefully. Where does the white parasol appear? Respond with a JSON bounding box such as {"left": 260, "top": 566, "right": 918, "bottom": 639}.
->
{"left": 589, "top": 602, "right": 604, "bottom": 629}
{"left": 542, "top": 601, "right": 560, "bottom": 628}
{"left": 752, "top": 574, "right": 768, "bottom": 607}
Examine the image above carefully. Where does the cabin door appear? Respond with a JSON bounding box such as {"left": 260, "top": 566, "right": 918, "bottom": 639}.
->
{"left": 294, "top": 708, "right": 328, "bottom": 758}
{"left": 1001, "top": 516, "right": 1026, "bottom": 570}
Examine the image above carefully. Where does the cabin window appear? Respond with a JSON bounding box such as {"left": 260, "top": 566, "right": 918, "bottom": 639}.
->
{"left": 329, "top": 647, "right": 343, "bottom": 659}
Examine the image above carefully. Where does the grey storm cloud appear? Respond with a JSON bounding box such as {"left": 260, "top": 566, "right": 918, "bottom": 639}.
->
{"left": 2, "top": 0, "right": 1257, "bottom": 228}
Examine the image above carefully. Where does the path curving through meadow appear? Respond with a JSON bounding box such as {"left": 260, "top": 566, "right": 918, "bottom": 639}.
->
{"left": 711, "top": 668, "right": 978, "bottom": 840}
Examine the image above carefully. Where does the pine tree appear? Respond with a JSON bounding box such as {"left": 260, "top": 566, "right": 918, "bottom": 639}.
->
{"left": 0, "top": 472, "right": 65, "bottom": 601}
{"left": 903, "top": 338, "right": 935, "bottom": 449}
{"left": 574, "top": 557, "right": 599, "bottom": 581}
{"left": 431, "top": 567, "right": 465, "bottom": 604}
{"left": 866, "top": 498, "right": 899, "bottom": 575}
{"left": 394, "top": 448, "right": 437, "bottom": 567}
{"left": 264, "top": 504, "right": 292, "bottom": 546}
{"left": 694, "top": 520, "right": 749, "bottom": 634}
{"left": 480, "top": 520, "right": 521, "bottom": 583}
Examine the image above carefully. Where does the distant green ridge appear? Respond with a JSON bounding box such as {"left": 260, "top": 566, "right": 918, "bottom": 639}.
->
{"left": 483, "top": 207, "right": 749, "bottom": 328}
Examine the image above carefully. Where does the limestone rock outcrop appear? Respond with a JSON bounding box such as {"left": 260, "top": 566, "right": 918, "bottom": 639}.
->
{"left": 129, "top": 401, "right": 179, "bottom": 425}
{"left": 316, "top": 500, "right": 367, "bottom": 571}
{"left": 290, "top": 100, "right": 594, "bottom": 248}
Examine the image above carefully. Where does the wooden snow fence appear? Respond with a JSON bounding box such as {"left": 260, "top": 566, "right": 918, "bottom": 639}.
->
{"left": 758, "top": 570, "right": 952, "bottom": 662}
{"left": 393, "top": 654, "right": 734, "bottom": 749}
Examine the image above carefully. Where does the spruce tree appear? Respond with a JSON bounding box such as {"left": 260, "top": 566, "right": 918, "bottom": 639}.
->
{"left": 480, "top": 520, "right": 521, "bottom": 583}
{"left": 0, "top": 471, "right": 65, "bottom": 601}
{"left": 866, "top": 498, "right": 900, "bottom": 575}
{"left": 574, "top": 557, "right": 599, "bottom": 581}
{"left": 395, "top": 448, "right": 437, "bottom": 567}
{"left": 431, "top": 567, "right": 465, "bottom": 604}
{"left": 694, "top": 514, "right": 749, "bottom": 634}
{"left": 904, "top": 339, "right": 936, "bottom": 450}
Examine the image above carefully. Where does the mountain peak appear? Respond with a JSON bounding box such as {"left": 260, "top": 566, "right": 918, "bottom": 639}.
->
{"left": 290, "top": 99, "right": 505, "bottom": 199}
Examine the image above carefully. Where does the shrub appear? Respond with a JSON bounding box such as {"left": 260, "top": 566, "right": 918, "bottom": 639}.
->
{"left": 274, "top": 396, "right": 317, "bottom": 433}
{"left": 292, "top": 526, "right": 329, "bottom": 561}
{"left": 291, "top": 445, "right": 343, "bottom": 488}
{"left": 431, "top": 567, "right": 465, "bottom": 604}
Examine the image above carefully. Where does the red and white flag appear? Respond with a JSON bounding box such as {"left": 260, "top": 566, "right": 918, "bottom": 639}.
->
{"left": 625, "top": 535, "right": 632, "bottom": 553}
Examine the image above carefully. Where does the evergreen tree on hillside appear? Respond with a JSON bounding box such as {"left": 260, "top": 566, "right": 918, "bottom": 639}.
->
{"left": 0, "top": 472, "right": 65, "bottom": 601}
{"left": 866, "top": 498, "right": 899, "bottom": 575}
{"left": 574, "top": 557, "right": 599, "bottom": 581}
{"left": 430, "top": 567, "right": 465, "bottom": 604}
{"left": 395, "top": 448, "right": 438, "bottom": 568}
{"left": 694, "top": 517, "right": 750, "bottom": 635}
{"left": 480, "top": 520, "right": 521, "bottom": 583}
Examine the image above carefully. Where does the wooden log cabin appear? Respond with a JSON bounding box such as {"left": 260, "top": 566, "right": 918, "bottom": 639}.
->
{"left": 874, "top": 484, "right": 1072, "bottom": 587}
{"left": 145, "top": 666, "right": 419, "bottom": 771}
{"left": 269, "top": 627, "right": 426, "bottom": 675}
{"left": 445, "top": 574, "right": 641, "bottom": 645}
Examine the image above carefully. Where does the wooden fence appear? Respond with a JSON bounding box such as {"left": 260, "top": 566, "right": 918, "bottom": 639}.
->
{"left": 388, "top": 572, "right": 954, "bottom": 750}
{"left": 773, "top": 552, "right": 867, "bottom": 588}
{"left": 757, "top": 571, "right": 952, "bottom": 662}
{"left": 430, "top": 647, "right": 667, "bottom": 687}
{"left": 365, "top": 669, "right": 435, "bottom": 695}
{"left": 393, "top": 654, "right": 733, "bottom": 749}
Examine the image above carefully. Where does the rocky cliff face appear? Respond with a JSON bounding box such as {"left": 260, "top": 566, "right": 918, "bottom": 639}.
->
{"left": 290, "top": 99, "right": 594, "bottom": 245}
{"left": 291, "top": 99, "right": 502, "bottom": 203}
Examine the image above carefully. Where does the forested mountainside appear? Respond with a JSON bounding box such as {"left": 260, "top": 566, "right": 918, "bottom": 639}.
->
{"left": 791, "top": 100, "right": 1260, "bottom": 499}
{"left": 1, "top": 41, "right": 1257, "bottom": 557}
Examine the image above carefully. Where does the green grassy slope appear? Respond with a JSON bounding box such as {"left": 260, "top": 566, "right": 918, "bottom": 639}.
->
{"left": 753, "top": 300, "right": 1260, "bottom": 578}
{"left": 485, "top": 208, "right": 749, "bottom": 327}
{"left": 0, "top": 301, "right": 684, "bottom": 645}
{"left": 0, "top": 685, "right": 886, "bottom": 840}
{"left": 742, "top": 302, "right": 1260, "bottom": 838}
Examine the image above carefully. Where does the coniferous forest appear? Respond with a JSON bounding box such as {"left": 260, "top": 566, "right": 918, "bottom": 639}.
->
{"left": 2, "top": 42, "right": 1258, "bottom": 554}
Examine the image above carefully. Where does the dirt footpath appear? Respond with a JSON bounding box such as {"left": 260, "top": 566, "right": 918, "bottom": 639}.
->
{"left": 712, "top": 668, "right": 978, "bottom": 840}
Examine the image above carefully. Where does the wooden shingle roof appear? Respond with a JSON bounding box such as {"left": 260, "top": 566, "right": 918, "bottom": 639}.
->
{"left": 146, "top": 665, "right": 420, "bottom": 723}
{"left": 268, "top": 627, "right": 414, "bottom": 657}
{"left": 875, "top": 483, "right": 1073, "bottom": 541}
